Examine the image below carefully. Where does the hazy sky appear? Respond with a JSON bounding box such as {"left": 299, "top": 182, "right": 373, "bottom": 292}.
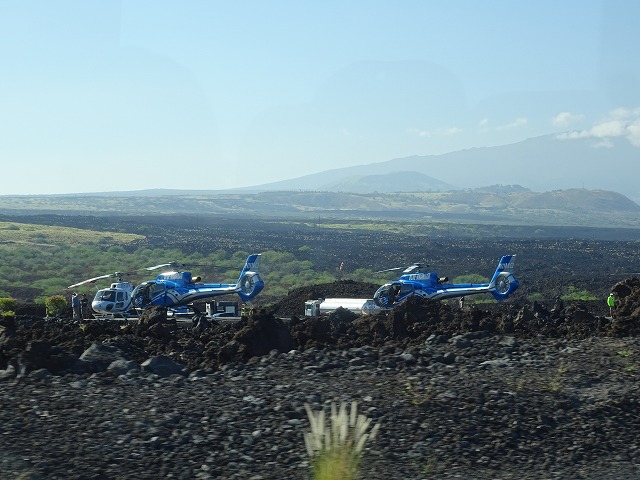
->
{"left": 1, "top": 1, "right": 639, "bottom": 195}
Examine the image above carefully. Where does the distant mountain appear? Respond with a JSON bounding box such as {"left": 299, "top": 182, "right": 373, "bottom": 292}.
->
{"left": 317, "top": 171, "right": 455, "bottom": 193}
{"left": 3, "top": 132, "right": 638, "bottom": 228}
{"left": 64, "top": 133, "right": 637, "bottom": 203}
{"left": 472, "top": 184, "right": 531, "bottom": 194}
{"left": 2, "top": 186, "right": 639, "bottom": 229}
{"left": 445, "top": 188, "right": 640, "bottom": 214}
{"left": 239, "top": 133, "right": 640, "bottom": 202}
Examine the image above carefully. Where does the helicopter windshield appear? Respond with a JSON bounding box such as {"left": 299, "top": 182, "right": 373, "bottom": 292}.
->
{"left": 97, "top": 290, "right": 116, "bottom": 302}
{"left": 374, "top": 281, "right": 414, "bottom": 308}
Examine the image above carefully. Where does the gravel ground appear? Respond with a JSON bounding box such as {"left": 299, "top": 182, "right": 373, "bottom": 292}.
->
{"left": 2, "top": 277, "right": 640, "bottom": 480}
{"left": 1, "top": 332, "right": 640, "bottom": 480}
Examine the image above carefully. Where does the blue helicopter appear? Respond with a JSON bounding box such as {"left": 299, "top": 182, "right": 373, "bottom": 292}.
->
{"left": 372, "top": 255, "right": 519, "bottom": 309}
{"left": 68, "top": 254, "right": 264, "bottom": 318}
{"left": 131, "top": 253, "right": 264, "bottom": 311}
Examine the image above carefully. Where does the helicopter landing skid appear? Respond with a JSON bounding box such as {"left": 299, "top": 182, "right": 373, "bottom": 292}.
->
{"left": 90, "top": 312, "right": 135, "bottom": 321}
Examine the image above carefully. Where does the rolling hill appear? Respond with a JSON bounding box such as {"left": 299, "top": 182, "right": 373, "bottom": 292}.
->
{"left": 1, "top": 133, "right": 639, "bottom": 228}
{"left": 239, "top": 133, "right": 640, "bottom": 203}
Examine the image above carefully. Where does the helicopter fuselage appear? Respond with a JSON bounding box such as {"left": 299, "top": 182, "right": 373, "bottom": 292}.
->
{"left": 373, "top": 255, "right": 519, "bottom": 308}
{"left": 131, "top": 259, "right": 264, "bottom": 309}
{"left": 71, "top": 254, "right": 264, "bottom": 317}
{"left": 132, "top": 275, "right": 239, "bottom": 308}
{"left": 91, "top": 281, "right": 134, "bottom": 316}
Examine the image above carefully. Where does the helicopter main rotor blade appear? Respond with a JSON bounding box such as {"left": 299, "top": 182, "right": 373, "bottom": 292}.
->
{"left": 68, "top": 270, "right": 135, "bottom": 289}
{"left": 145, "top": 260, "right": 199, "bottom": 271}
{"left": 374, "top": 262, "right": 425, "bottom": 275}
{"left": 145, "top": 263, "right": 174, "bottom": 271}
{"left": 374, "top": 267, "right": 404, "bottom": 274}
{"left": 402, "top": 263, "right": 424, "bottom": 274}
{"left": 145, "top": 261, "right": 217, "bottom": 271}
{"left": 68, "top": 274, "right": 113, "bottom": 288}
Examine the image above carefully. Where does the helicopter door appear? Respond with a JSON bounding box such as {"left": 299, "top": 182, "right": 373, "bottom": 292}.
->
{"left": 399, "top": 283, "right": 414, "bottom": 296}
{"left": 148, "top": 282, "right": 168, "bottom": 306}
{"left": 115, "top": 291, "right": 126, "bottom": 310}
{"left": 387, "top": 283, "right": 399, "bottom": 302}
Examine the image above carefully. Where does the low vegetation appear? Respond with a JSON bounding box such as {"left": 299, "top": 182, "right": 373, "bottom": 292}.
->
{"left": 0, "top": 221, "right": 143, "bottom": 246}
{"left": 0, "top": 220, "right": 498, "bottom": 305}
{"left": 561, "top": 285, "right": 597, "bottom": 301}
{"left": 2, "top": 188, "right": 640, "bottom": 228}
{"left": 304, "top": 401, "right": 380, "bottom": 480}
{"left": 0, "top": 297, "right": 16, "bottom": 315}
{"left": 44, "top": 295, "right": 69, "bottom": 317}
{"left": 0, "top": 216, "right": 624, "bottom": 309}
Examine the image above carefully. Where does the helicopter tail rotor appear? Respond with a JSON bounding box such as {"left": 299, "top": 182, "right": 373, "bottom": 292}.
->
{"left": 488, "top": 255, "right": 519, "bottom": 301}
{"left": 237, "top": 272, "right": 265, "bottom": 302}
{"left": 236, "top": 254, "right": 264, "bottom": 302}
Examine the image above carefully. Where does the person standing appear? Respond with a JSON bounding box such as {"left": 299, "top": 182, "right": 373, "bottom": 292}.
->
{"left": 607, "top": 292, "right": 615, "bottom": 317}
{"left": 80, "top": 294, "right": 89, "bottom": 319}
{"left": 552, "top": 295, "right": 563, "bottom": 312}
{"left": 71, "top": 293, "right": 81, "bottom": 320}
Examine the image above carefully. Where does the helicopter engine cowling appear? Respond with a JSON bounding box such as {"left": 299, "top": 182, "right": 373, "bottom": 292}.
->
{"left": 237, "top": 272, "right": 265, "bottom": 302}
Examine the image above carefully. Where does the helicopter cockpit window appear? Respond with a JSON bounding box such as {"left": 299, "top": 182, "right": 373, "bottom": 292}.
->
{"left": 385, "top": 283, "right": 402, "bottom": 301}
{"left": 99, "top": 290, "right": 116, "bottom": 302}
{"left": 399, "top": 284, "right": 414, "bottom": 295}
{"left": 149, "top": 283, "right": 166, "bottom": 297}
{"left": 377, "top": 285, "right": 391, "bottom": 297}
{"left": 116, "top": 291, "right": 124, "bottom": 302}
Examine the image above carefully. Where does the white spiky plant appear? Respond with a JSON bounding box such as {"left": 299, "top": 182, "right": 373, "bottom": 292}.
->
{"left": 304, "top": 401, "right": 380, "bottom": 480}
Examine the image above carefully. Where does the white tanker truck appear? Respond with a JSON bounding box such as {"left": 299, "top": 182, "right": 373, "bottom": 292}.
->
{"left": 304, "top": 298, "right": 381, "bottom": 317}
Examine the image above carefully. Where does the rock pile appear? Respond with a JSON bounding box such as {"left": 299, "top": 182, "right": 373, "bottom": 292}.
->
{"left": 1, "top": 279, "right": 640, "bottom": 479}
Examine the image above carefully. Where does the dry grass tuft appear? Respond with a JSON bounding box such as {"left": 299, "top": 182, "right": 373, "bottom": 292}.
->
{"left": 304, "top": 400, "right": 380, "bottom": 480}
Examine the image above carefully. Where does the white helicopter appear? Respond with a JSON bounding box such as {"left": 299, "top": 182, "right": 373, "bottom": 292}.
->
{"left": 67, "top": 254, "right": 264, "bottom": 318}
{"left": 68, "top": 271, "right": 138, "bottom": 318}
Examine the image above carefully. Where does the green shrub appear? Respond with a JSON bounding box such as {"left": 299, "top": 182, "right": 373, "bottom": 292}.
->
{"left": 527, "top": 292, "right": 544, "bottom": 302}
{"left": 452, "top": 273, "right": 488, "bottom": 284}
{"left": 561, "top": 285, "right": 597, "bottom": 301}
{"left": 0, "top": 297, "right": 17, "bottom": 314}
{"left": 45, "top": 295, "right": 68, "bottom": 317}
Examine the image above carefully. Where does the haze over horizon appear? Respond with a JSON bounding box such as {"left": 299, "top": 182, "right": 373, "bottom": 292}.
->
{"left": 1, "top": 1, "right": 639, "bottom": 196}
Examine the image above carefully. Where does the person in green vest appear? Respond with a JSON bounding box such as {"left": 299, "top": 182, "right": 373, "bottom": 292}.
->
{"left": 607, "top": 292, "right": 615, "bottom": 317}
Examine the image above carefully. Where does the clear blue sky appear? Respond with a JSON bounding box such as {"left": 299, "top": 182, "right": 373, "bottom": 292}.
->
{"left": 1, "top": 0, "right": 638, "bottom": 194}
